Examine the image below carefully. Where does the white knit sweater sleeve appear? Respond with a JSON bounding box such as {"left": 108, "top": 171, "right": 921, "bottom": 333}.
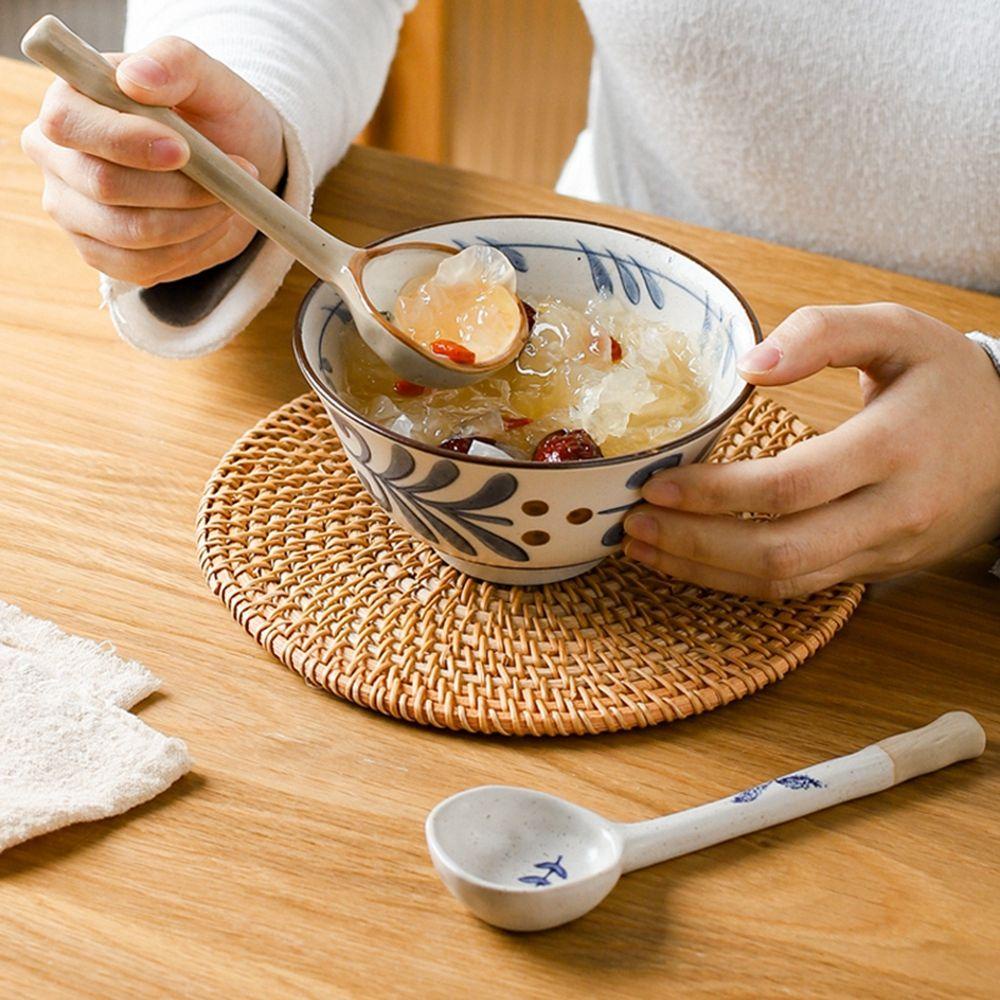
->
{"left": 104, "top": 0, "right": 414, "bottom": 359}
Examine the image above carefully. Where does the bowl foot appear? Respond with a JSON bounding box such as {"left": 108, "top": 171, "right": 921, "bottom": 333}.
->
{"left": 439, "top": 554, "right": 602, "bottom": 586}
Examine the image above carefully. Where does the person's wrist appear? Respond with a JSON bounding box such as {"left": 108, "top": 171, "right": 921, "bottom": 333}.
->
{"left": 260, "top": 130, "right": 286, "bottom": 194}
{"left": 970, "top": 332, "right": 1000, "bottom": 566}
{"left": 254, "top": 113, "right": 286, "bottom": 195}
{"left": 966, "top": 331, "right": 1000, "bottom": 379}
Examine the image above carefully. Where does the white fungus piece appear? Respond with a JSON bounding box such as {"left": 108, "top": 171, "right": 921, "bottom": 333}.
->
{"left": 340, "top": 291, "right": 711, "bottom": 459}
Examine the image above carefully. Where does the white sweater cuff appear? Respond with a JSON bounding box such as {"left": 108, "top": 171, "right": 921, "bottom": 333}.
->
{"left": 101, "top": 111, "right": 313, "bottom": 359}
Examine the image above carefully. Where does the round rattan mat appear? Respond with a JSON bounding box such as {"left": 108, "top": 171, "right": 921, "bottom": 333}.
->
{"left": 197, "top": 394, "right": 863, "bottom": 736}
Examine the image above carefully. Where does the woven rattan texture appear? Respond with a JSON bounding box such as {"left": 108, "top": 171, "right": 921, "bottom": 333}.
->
{"left": 197, "top": 394, "right": 863, "bottom": 736}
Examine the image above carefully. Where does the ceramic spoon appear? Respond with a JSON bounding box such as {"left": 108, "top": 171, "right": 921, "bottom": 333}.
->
{"left": 21, "top": 16, "right": 530, "bottom": 389}
{"left": 426, "top": 711, "right": 985, "bottom": 931}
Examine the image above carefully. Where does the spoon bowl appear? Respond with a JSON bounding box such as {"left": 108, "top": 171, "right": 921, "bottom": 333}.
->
{"left": 347, "top": 243, "right": 532, "bottom": 388}
{"left": 426, "top": 786, "right": 624, "bottom": 932}
{"left": 426, "top": 713, "right": 985, "bottom": 932}
{"left": 21, "top": 15, "right": 529, "bottom": 388}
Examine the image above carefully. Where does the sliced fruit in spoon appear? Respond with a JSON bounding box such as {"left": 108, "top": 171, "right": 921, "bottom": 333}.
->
{"left": 394, "top": 245, "right": 526, "bottom": 372}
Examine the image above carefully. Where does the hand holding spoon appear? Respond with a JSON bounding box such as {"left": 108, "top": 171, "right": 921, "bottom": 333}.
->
{"left": 426, "top": 711, "right": 985, "bottom": 931}
{"left": 21, "top": 16, "right": 530, "bottom": 388}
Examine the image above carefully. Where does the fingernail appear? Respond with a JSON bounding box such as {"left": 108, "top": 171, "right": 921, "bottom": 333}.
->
{"left": 119, "top": 54, "right": 169, "bottom": 90}
{"left": 624, "top": 513, "right": 656, "bottom": 543}
{"left": 738, "top": 342, "right": 782, "bottom": 374}
{"left": 644, "top": 480, "right": 681, "bottom": 506}
{"left": 149, "top": 137, "right": 185, "bottom": 167}
{"left": 243, "top": 161, "right": 260, "bottom": 179}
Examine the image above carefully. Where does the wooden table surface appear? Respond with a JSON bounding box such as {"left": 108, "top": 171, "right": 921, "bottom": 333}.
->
{"left": 1, "top": 59, "right": 998, "bottom": 999}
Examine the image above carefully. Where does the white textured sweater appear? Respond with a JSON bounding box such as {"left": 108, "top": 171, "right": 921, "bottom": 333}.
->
{"left": 113, "top": 0, "right": 1000, "bottom": 357}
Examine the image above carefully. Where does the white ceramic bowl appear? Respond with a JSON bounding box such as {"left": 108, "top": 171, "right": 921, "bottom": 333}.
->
{"left": 294, "top": 215, "right": 760, "bottom": 585}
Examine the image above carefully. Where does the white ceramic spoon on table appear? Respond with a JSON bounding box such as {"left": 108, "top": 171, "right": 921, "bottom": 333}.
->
{"left": 21, "top": 16, "right": 530, "bottom": 388}
{"left": 426, "top": 711, "right": 986, "bottom": 931}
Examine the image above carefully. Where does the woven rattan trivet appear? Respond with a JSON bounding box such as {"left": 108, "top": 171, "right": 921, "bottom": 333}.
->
{"left": 197, "top": 394, "right": 863, "bottom": 736}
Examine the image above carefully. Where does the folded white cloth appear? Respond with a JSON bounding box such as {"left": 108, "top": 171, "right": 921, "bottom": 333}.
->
{"left": 0, "top": 601, "right": 191, "bottom": 853}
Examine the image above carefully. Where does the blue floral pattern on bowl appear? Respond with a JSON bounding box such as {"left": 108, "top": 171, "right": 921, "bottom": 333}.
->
{"left": 332, "top": 414, "right": 529, "bottom": 562}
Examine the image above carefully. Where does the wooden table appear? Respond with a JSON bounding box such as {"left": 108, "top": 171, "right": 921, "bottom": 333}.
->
{"left": 2, "top": 59, "right": 998, "bottom": 999}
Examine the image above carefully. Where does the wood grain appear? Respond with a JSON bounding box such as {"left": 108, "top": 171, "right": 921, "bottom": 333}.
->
{"left": 364, "top": 0, "right": 592, "bottom": 187}
{"left": 445, "top": 0, "right": 592, "bottom": 186}
{"left": 1, "top": 59, "right": 998, "bottom": 999}
{"left": 363, "top": 0, "right": 448, "bottom": 164}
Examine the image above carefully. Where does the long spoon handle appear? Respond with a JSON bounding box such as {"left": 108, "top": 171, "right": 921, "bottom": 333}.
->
{"left": 619, "top": 711, "right": 986, "bottom": 873}
{"left": 21, "top": 15, "right": 352, "bottom": 282}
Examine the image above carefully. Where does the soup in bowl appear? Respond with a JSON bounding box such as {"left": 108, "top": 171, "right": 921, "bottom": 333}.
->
{"left": 294, "top": 215, "right": 760, "bottom": 585}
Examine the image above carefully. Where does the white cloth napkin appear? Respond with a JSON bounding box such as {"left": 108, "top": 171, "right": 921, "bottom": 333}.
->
{"left": 0, "top": 600, "right": 191, "bottom": 853}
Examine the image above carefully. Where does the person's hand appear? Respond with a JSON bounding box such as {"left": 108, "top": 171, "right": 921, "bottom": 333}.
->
{"left": 21, "top": 37, "right": 285, "bottom": 285}
{"left": 624, "top": 303, "right": 1000, "bottom": 598}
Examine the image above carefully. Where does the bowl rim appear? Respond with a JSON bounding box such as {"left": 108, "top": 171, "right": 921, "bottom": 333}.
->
{"left": 292, "top": 213, "right": 762, "bottom": 472}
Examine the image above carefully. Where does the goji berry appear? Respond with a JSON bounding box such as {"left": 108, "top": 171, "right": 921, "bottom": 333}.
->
{"left": 431, "top": 339, "right": 476, "bottom": 365}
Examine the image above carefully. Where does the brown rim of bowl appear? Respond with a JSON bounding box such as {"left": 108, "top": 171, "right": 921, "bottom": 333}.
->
{"left": 292, "top": 213, "right": 762, "bottom": 472}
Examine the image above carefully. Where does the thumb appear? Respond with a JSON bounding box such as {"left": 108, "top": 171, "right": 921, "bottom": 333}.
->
{"left": 117, "top": 36, "right": 248, "bottom": 123}
{"left": 736, "top": 303, "right": 928, "bottom": 386}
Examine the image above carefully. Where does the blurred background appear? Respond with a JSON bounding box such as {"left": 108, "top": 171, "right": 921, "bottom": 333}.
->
{"left": 4, "top": 0, "right": 593, "bottom": 187}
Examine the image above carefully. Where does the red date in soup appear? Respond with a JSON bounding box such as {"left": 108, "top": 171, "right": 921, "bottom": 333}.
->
{"left": 532, "top": 429, "right": 604, "bottom": 463}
